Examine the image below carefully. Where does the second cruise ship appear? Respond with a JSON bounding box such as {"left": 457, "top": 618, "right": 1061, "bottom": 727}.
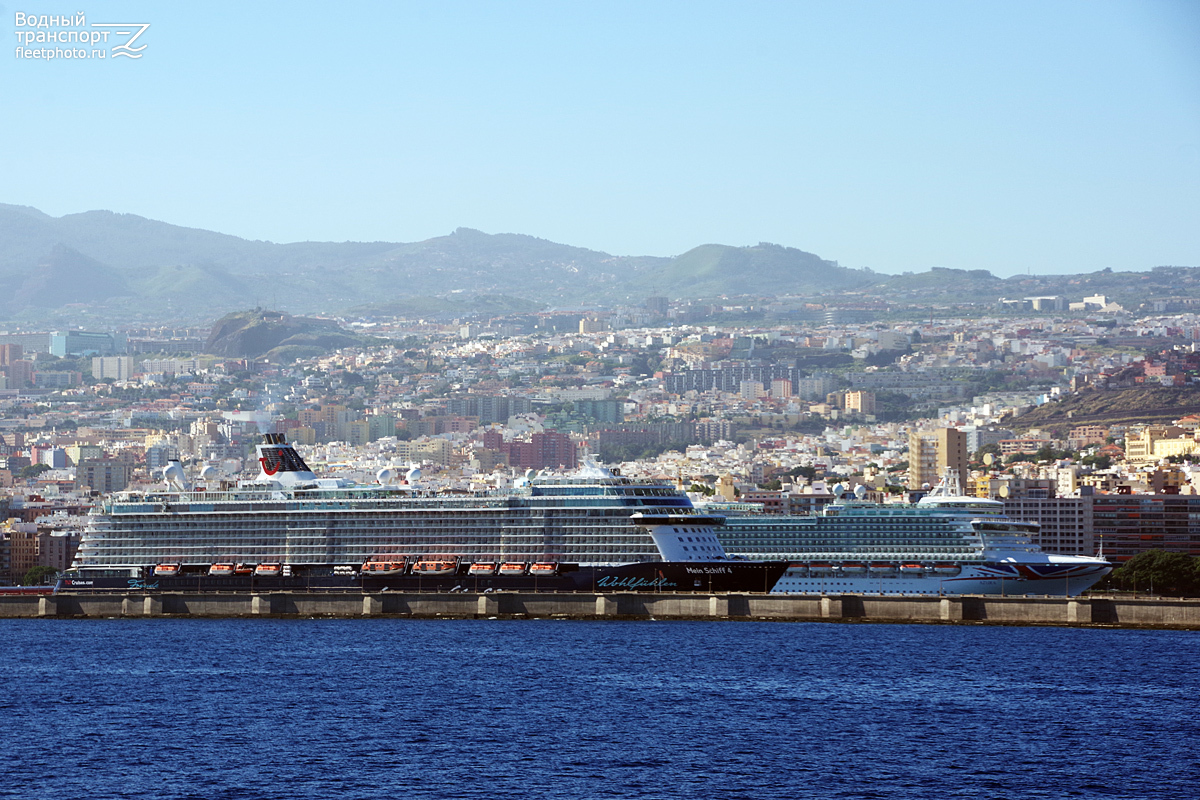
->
{"left": 713, "top": 478, "right": 1111, "bottom": 596}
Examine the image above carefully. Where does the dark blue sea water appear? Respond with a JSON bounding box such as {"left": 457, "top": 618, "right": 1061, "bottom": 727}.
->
{"left": 2, "top": 620, "right": 1198, "bottom": 800}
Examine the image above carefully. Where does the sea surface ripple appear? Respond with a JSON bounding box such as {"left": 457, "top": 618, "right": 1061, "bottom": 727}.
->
{"left": 2, "top": 619, "right": 1198, "bottom": 799}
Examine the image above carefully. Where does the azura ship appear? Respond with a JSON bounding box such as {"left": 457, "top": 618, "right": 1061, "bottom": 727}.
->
{"left": 712, "top": 476, "right": 1112, "bottom": 596}
{"left": 59, "top": 434, "right": 787, "bottom": 593}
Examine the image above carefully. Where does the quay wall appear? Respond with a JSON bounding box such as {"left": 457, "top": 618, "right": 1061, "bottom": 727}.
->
{"left": 3, "top": 593, "right": 1200, "bottom": 629}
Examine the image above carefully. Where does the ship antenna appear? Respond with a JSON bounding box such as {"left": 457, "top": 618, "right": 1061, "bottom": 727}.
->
{"left": 932, "top": 467, "right": 962, "bottom": 497}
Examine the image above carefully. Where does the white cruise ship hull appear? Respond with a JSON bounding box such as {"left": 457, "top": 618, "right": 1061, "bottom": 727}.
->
{"left": 775, "top": 559, "right": 1112, "bottom": 596}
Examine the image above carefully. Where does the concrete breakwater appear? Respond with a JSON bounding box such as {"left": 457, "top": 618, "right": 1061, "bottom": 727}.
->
{"left": 2, "top": 592, "right": 1200, "bottom": 629}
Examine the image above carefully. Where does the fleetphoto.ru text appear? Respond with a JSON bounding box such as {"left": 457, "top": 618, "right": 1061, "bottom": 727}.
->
{"left": 14, "top": 11, "right": 149, "bottom": 61}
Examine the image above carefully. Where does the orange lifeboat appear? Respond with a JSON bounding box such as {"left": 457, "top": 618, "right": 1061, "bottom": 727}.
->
{"left": 529, "top": 562, "right": 558, "bottom": 576}
{"left": 362, "top": 558, "right": 407, "bottom": 576}
{"left": 208, "top": 563, "right": 235, "bottom": 577}
{"left": 411, "top": 558, "right": 458, "bottom": 576}
{"left": 498, "top": 561, "right": 527, "bottom": 576}
{"left": 254, "top": 563, "right": 282, "bottom": 577}
{"left": 468, "top": 562, "right": 498, "bottom": 576}
{"left": 153, "top": 563, "right": 181, "bottom": 577}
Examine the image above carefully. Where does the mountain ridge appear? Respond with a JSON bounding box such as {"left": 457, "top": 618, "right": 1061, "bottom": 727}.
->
{"left": 0, "top": 204, "right": 1193, "bottom": 321}
{"left": 0, "top": 205, "right": 882, "bottom": 315}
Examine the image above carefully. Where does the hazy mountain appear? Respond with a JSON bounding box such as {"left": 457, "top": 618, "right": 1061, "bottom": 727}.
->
{"left": 0, "top": 205, "right": 885, "bottom": 316}
{"left": 1, "top": 204, "right": 1191, "bottom": 321}
{"left": 646, "top": 242, "right": 878, "bottom": 296}
{"left": 6, "top": 244, "right": 133, "bottom": 309}
{"left": 346, "top": 294, "right": 546, "bottom": 319}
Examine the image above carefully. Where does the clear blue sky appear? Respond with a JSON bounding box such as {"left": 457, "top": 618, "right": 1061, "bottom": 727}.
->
{"left": 3, "top": 1, "right": 1198, "bottom": 277}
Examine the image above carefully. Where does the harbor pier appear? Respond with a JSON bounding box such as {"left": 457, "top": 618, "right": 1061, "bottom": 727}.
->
{"left": 3, "top": 592, "right": 1200, "bottom": 629}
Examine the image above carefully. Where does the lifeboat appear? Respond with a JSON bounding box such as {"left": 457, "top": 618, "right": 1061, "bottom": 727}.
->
{"left": 899, "top": 563, "right": 925, "bottom": 573}
{"left": 807, "top": 562, "right": 834, "bottom": 572}
{"left": 787, "top": 562, "right": 809, "bottom": 575}
{"left": 153, "top": 563, "right": 181, "bottom": 577}
{"left": 234, "top": 563, "right": 255, "bottom": 575}
{"left": 411, "top": 559, "right": 458, "bottom": 576}
{"left": 839, "top": 562, "right": 867, "bottom": 573}
{"left": 468, "top": 562, "right": 498, "bottom": 576}
{"left": 498, "top": 562, "right": 527, "bottom": 576}
{"left": 254, "top": 563, "right": 282, "bottom": 577}
{"left": 362, "top": 558, "right": 407, "bottom": 576}
{"left": 933, "top": 563, "right": 961, "bottom": 575}
{"left": 208, "top": 563, "right": 235, "bottom": 577}
{"left": 529, "top": 562, "right": 558, "bottom": 576}
{"left": 869, "top": 563, "right": 897, "bottom": 573}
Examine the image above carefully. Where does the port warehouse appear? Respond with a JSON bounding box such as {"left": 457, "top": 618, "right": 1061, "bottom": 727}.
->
{"left": 4, "top": 592, "right": 1200, "bottom": 629}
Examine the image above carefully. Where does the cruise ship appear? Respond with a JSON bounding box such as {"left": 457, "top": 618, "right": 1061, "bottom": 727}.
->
{"left": 58, "top": 434, "right": 787, "bottom": 593}
{"left": 713, "top": 478, "right": 1111, "bottom": 596}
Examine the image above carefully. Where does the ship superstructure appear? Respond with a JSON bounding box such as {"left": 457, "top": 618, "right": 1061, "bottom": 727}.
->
{"left": 714, "top": 478, "right": 1111, "bottom": 596}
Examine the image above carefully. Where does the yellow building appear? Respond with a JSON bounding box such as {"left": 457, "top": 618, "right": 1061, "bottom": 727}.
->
{"left": 844, "top": 390, "right": 876, "bottom": 415}
{"left": 1125, "top": 426, "right": 1198, "bottom": 465}
{"left": 908, "top": 428, "right": 968, "bottom": 491}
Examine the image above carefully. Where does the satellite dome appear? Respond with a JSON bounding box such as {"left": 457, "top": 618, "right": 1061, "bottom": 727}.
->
{"left": 854, "top": 484, "right": 868, "bottom": 499}
{"left": 833, "top": 483, "right": 847, "bottom": 497}
{"left": 199, "top": 465, "right": 220, "bottom": 480}
{"left": 163, "top": 462, "right": 186, "bottom": 489}
{"left": 377, "top": 467, "right": 396, "bottom": 485}
{"left": 406, "top": 466, "right": 422, "bottom": 483}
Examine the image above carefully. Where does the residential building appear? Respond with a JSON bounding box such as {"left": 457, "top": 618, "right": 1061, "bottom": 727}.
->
{"left": 93, "top": 356, "right": 136, "bottom": 381}
{"left": 844, "top": 390, "right": 876, "bottom": 415}
{"left": 769, "top": 379, "right": 793, "bottom": 399}
{"left": 908, "top": 427, "right": 968, "bottom": 490}
{"left": 38, "top": 529, "right": 81, "bottom": 573}
{"left": 739, "top": 380, "right": 765, "bottom": 400}
{"left": 1092, "top": 494, "right": 1200, "bottom": 563}
{"left": 75, "top": 457, "right": 133, "bottom": 493}
{"left": 1003, "top": 496, "right": 1094, "bottom": 555}
{"left": 3, "top": 520, "right": 38, "bottom": 583}
{"left": 34, "top": 371, "right": 82, "bottom": 388}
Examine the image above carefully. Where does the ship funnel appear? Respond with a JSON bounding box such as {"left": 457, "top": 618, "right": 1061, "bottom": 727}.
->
{"left": 255, "top": 433, "right": 318, "bottom": 486}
